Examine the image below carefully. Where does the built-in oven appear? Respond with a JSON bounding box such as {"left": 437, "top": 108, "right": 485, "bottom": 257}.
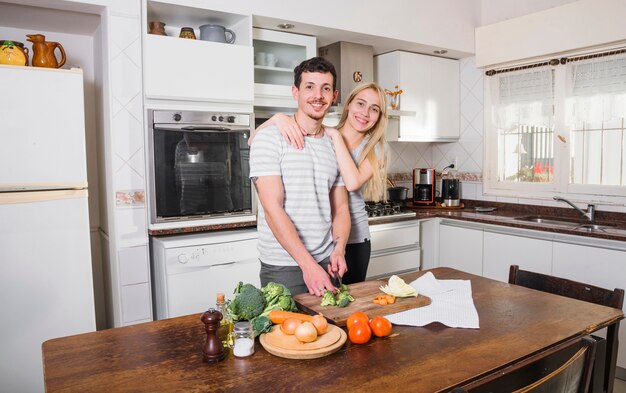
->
{"left": 147, "top": 109, "right": 256, "bottom": 229}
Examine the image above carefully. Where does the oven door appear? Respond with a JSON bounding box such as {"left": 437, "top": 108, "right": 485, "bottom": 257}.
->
{"left": 147, "top": 111, "right": 256, "bottom": 228}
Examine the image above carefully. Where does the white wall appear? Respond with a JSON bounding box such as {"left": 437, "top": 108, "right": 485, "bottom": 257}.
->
{"left": 479, "top": 0, "right": 577, "bottom": 25}
{"left": 476, "top": 0, "right": 626, "bottom": 67}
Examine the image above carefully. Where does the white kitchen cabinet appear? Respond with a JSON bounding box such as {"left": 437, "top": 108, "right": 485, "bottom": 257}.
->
{"left": 367, "top": 220, "right": 420, "bottom": 279}
{"left": 428, "top": 217, "right": 626, "bottom": 369}
{"left": 143, "top": 1, "right": 253, "bottom": 104}
{"left": 438, "top": 221, "right": 483, "bottom": 275}
{"left": 374, "top": 51, "right": 459, "bottom": 142}
{"left": 253, "top": 28, "right": 316, "bottom": 108}
{"left": 420, "top": 218, "right": 439, "bottom": 270}
{"left": 483, "top": 230, "right": 552, "bottom": 282}
{"left": 117, "top": 246, "right": 153, "bottom": 324}
{"left": 552, "top": 240, "right": 626, "bottom": 369}
{"left": 121, "top": 283, "right": 153, "bottom": 325}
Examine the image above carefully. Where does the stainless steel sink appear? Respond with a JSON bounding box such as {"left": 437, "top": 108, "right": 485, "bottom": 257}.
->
{"left": 515, "top": 216, "right": 581, "bottom": 227}
{"left": 515, "top": 216, "right": 615, "bottom": 231}
{"left": 576, "top": 224, "right": 614, "bottom": 231}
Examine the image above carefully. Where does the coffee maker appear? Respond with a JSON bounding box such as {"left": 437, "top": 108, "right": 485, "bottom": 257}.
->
{"left": 413, "top": 168, "right": 435, "bottom": 206}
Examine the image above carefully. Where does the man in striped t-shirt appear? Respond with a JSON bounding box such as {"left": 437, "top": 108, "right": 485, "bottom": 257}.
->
{"left": 249, "top": 57, "right": 350, "bottom": 296}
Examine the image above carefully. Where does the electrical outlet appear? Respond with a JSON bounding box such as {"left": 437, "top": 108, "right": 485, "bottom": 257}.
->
{"left": 445, "top": 156, "right": 458, "bottom": 170}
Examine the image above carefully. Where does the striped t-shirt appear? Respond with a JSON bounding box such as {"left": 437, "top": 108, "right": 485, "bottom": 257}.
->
{"left": 249, "top": 126, "right": 344, "bottom": 266}
{"left": 346, "top": 137, "right": 387, "bottom": 244}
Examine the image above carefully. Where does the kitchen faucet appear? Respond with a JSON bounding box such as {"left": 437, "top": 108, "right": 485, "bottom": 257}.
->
{"left": 553, "top": 196, "right": 596, "bottom": 221}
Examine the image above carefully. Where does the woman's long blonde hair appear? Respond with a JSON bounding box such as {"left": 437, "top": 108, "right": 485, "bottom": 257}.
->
{"left": 336, "top": 83, "right": 389, "bottom": 202}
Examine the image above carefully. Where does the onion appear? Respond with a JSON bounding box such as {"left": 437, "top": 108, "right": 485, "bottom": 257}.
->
{"left": 294, "top": 321, "right": 318, "bottom": 343}
{"left": 280, "top": 317, "right": 302, "bottom": 335}
{"left": 311, "top": 314, "right": 328, "bottom": 335}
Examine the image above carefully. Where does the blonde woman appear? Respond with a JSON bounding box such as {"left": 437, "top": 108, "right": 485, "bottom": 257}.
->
{"left": 252, "top": 82, "right": 389, "bottom": 284}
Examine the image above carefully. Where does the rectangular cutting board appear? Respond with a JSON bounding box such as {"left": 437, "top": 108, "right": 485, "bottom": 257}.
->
{"left": 293, "top": 279, "right": 431, "bottom": 327}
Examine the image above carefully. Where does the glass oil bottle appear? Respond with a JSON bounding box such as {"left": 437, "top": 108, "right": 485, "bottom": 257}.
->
{"left": 215, "top": 293, "right": 233, "bottom": 350}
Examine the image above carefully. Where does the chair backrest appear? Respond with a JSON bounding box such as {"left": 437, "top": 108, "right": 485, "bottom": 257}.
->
{"left": 454, "top": 336, "right": 597, "bottom": 393}
{"left": 508, "top": 265, "right": 624, "bottom": 309}
{"left": 508, "top": 265, "right": 624, "bottom": 393}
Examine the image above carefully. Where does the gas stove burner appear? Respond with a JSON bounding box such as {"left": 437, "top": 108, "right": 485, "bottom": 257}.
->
{"left": 365, "top": 202, "right": 416, "bottom": 221}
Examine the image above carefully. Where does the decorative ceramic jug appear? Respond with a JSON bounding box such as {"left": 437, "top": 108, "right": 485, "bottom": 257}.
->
{"left": 0, "top": 40, "right": 29, "bottom": 66}
{"left": 148, "top": 21, "right": 167, "bottom": 36}
{"left": 26, "top": 34, "right": 66, "bottom": 68}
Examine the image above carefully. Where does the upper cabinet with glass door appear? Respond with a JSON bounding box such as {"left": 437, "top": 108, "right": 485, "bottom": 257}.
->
{"left": 253, "top": 28, "right": 316, "bottom": 108}
{"left": 143, "top": 0, "right": 253, "bottom": 106}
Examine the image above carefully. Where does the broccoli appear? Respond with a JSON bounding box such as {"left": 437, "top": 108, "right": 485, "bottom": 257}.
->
{"left": 320, "top": 290, "right": 337, "bottom": 306}
{"left": 250, "top": 315, "right": 273, "bottom": 337}
{"left": 261, "top": 282, "right": 297, "bottom": 313}
{"left": 336, "top": 291, "right": 354, "bottom": 308}
{"left": 227, "top": 282, "right": 266, "bottom": 321}
{"left": 320, "top": 284, "right": 354, "bottom": 307}
{"left": 262, "top": 282, "right": 291, "bottom": 302}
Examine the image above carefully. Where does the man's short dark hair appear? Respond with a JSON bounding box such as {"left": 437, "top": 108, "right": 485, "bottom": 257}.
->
{"left": 293, "top": 57, "right": 337, "bottom": 91}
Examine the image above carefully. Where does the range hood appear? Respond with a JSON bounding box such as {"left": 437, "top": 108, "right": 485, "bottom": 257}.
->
{"left": 319, "top": 41, "right": 415, "bottom": 119}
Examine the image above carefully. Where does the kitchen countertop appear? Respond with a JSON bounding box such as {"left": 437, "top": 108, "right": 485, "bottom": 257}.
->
{"left": 149, "top": 200, "right": 626, "bottom": 242}
{"left": 149, "top": 220, "right": 257, "bottom": 236}
{"left": 405, "top": 199, "right": 626, "bottom": 242}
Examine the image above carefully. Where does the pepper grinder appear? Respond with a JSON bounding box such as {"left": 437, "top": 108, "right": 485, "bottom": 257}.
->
{"left": 200, "top": 308, "right": 225, "bottom": 363}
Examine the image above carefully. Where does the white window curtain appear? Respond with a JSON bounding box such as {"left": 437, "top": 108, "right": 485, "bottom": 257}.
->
{"left": 492, "top": 67, "right": 554, "bottom": 130}
{"left": 490, "top": 67, "right": 555, "bottom": 183}
{"left": 565, "top": 52, "right": 626, "bottom": 186}
{"left": 565, "top": 52, "right": 626, "bottom": 125}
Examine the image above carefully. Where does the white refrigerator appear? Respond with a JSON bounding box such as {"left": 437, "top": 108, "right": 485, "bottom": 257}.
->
{"left": 0, "top": 65, "right": 96, "bottom": 392}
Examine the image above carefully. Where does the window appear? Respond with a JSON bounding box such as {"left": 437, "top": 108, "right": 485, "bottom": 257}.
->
{"left": 493, "top": 69, "right": 554, "bottom": 184}
{"left": 566, "top": 55, "right": 626, "bottom": 186}
{"left": 485, "top": 50, "right": 626, "bottom": 198}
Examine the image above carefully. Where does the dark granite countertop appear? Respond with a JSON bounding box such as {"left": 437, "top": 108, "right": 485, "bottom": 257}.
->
{"left": 149, "top": 200, "right": 626, "bottom": 242}
{"left": 406, "top": 199, "right": 626, "bottom": 242}
{"left": 148, "top": 220, "right": 257, "bottom": 236}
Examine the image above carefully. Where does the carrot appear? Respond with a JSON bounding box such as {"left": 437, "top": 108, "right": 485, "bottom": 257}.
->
{"left": 384, "top": 295, "right": 397, "bottom": 304}
{"left": 268, "top": 310, "right": 314, "bottom": 324}
{"left": 373, "top": 296, "right": 388, "bottom": 305}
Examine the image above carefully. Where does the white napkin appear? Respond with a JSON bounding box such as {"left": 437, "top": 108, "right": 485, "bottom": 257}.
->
{"left": 385, "top": 272, "right": 480, "bottom": 329}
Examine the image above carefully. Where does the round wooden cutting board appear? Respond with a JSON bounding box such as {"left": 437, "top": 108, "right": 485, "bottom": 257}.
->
{"left": 259, "top": 324, "right": 347, "bottom": 359}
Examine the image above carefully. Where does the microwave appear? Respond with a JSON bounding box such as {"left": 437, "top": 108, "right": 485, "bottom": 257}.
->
{"left": 147, "top": 110, "right": 257, "bottom": 229}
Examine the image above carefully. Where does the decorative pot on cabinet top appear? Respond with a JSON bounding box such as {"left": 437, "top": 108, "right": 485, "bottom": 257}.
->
{"left": 0, "top": 40, "right": 29, "bottom": 66}
{"left": 27, "top": 34, "right": 66, "bottom": 68}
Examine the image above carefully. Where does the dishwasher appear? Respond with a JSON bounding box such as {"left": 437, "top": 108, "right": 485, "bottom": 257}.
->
{"left": 151, "top": 228, "right": 260, "bottom": 320}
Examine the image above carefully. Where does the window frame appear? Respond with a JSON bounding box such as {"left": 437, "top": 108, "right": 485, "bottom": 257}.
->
{"left": 483, "top": 49, "right": 626, "bottom": 200}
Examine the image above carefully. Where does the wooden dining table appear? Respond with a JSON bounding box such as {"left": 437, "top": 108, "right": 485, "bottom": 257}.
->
{"left": 42, "top": 267, "right": 624, "bottom": 392}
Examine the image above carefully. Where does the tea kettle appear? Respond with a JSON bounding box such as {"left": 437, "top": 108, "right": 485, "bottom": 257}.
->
{"left": 26, "top": 34, "right": 66, "bottom": 68}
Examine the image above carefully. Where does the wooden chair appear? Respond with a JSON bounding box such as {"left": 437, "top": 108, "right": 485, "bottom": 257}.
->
{"left": 508, "top": 265, "right": 624, "bottom": 393}
{"left": 453, "top": 335, "right": 598, "bottom": 393}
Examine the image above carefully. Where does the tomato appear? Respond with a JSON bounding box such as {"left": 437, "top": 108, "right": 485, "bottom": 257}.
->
{"left": 346, "top": 311, "right": 369, "bottom": 330}
{"left": 369, "top": 316, "right": 393, "bottom": 337}
{"left": 348, "top": 321, "right": 372, "bottom": 344}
